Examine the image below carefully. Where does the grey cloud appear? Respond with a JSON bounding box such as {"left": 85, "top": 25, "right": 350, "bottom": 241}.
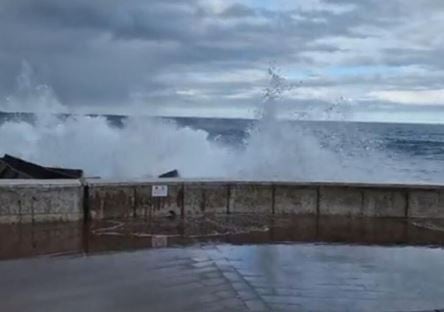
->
{"left": 219, "top": 4, "right": 257, "bottom": 18}
{"left": 0, "top": 0, "right": 443, "bottom": 114}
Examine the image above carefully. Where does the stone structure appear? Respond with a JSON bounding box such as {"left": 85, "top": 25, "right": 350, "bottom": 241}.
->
{"left": 1, "top": 179, "right": 444, "bottom": 224}
{"left": 87, "top": 180, "right": 444, "bottom": 221}
{"left": 0, "top": 180, "right": 83, "bottom": 223}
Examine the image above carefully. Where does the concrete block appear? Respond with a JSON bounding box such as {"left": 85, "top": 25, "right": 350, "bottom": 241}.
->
{"left": 274, "top": 186, "right": 317, "bottom": 215}
{"left": 0, "top": 182, "right": 83, "bottom": 224}
{"left": 0, "top": 215, "right": 21, "bottom": 223}
{"left": 319, "top": 187, "right": 407, "bottom": 217}
{"left": 184, "top": 184, "right": 204, "bottom": 216}
{"left": 89, "top": 183, "right": 184, "bottom": 220}
{"left": 361, "top": 189, "right": 406, "bottom": 217}
{"left": 133, "top": 185, "right": 152, "bottom": 218}
{"left": 319, "top": 187, "right": 362, "bottom": 216}
{"left": 31, "top": 187, "right": 82, "bottom": 216}
{"left": 409, "top": 190, "right": 444, "bottom": 218}
{"left": 184, "top": 183, "right": 228, "bottom": 216}
{"left": 89, "top": 185, "right": 135, "bottom": 219}
{"left": 25, "top": 188, "right": 51, "bottom": 215}
{"left": 229, "top": 184, "right": 273, "bottom": 214}
{"left": 0, "top": 188, "right": 20, "bottom": 216}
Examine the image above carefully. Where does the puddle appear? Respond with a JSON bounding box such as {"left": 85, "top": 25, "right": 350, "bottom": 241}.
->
{"left": 1, "top": 216, "right": 444, "bottom": 260}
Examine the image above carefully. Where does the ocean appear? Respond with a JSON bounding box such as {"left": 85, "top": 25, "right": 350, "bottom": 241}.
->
{"left": 176, "top": 117, "right": 444, "bottom": 184}
{"left": 1, "top": 111, "right": 444, "bottom": 183}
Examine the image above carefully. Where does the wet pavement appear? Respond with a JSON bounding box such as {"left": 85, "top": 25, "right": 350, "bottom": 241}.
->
{"left": 3, "top": 216, "right": 444, "bottom": 260}
{"left": 2, "top": 216, "right": 444, "bottom": 311}
{"left": 2, "top": 244, "right": 444, "bottom": 311}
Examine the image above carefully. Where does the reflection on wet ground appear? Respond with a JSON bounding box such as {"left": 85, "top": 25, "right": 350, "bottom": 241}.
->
{"left": 2, "top": 216, "right": 444, "bottom": 260}
{"left": 2, "top": 216, "right": 444, "bottom": 311}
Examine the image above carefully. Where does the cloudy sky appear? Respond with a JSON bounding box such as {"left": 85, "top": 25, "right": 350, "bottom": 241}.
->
{"left": 1, "top": 0, "right": 444, "bottom": 123}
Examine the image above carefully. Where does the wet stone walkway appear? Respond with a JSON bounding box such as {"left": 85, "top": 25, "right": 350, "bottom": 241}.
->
{"left": 1, "top": 243, "right": 444, "bottom": 311}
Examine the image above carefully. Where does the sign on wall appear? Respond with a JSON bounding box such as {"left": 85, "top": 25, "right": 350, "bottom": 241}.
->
{"left": 152, "top": 185, "right": 168, "bottom": 197}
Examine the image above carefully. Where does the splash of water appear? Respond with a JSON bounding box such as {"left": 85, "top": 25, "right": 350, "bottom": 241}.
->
{"left": 1, "top": 114, "right": 235, "bottom": 178}
{"left": 0, "top": 63, "right": 414, "bottom": 182}
{"left": 228, "top": 66, "right": 342, "bottom": 180}
{"left": 2, "top": 61, "right": 66, "bottom": 114}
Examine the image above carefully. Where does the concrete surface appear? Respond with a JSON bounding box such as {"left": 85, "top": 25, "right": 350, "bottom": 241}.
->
{"left": 409, "top": 190, "right": 444, "bottom": 218}
{"left": 87, "top": 179, "right": 444, "bottom": 221}
{"left": 0, "top": 180, "right": 83, "bottom": 223}
{"left": 1, "top": 244, "right": 444, "bottom": 311}
{"left": 229, "top": 184, "right": 273, "bottom": 214}
{"left": 1, "top": 179, "right": 444, "bottom": 224}
{"left": 184, "top": 183, "right": 229, "bottom": 216}
{"left": 274, "top": 186, "right": 317, "bottom": 215}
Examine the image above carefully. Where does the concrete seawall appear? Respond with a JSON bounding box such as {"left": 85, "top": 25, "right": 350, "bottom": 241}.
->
{"left": 87, "top": 180, "right": 444, "bottom": 220}
{"left": 1, "top": 179, "right": 444, "bottom": 223}
{"left": 0, "top": 180, "right": 83, "bottom": 223}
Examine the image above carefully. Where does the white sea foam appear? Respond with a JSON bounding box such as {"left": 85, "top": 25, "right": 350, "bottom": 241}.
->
{"left": 0, "top": 64, "right": 422, "bottom": 182}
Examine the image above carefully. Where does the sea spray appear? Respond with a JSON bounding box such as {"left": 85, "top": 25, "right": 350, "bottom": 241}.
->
{"left": 0, "top": 64, "right": 421, "bottom": 182}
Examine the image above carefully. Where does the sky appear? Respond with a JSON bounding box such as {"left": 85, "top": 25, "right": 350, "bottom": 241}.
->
{"left": 0, "top": 0, "right": 444, "bottom": 123}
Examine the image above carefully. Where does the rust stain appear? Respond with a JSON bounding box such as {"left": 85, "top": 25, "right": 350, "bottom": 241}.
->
{"left": 271, "top": 185, "right": 276, "bottom": 215}
{"left": 177, "top": 186, "right": 185, "bottom": 218}
{"left": 200, "top": 187, "right": 206, "bottom": 213}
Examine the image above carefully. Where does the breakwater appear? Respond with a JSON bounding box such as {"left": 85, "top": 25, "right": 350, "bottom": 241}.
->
{"left": 1, "top": 179, "right": 444, "bottom": 223}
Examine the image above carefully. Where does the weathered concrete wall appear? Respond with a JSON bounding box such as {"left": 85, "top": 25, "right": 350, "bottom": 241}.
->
{"left": 409, "top": 190, "right": 444, "bottom": 218}
{"left": 2, "top": 179, "right": 444, "bottom": 224}
{"left": 184, "top": 183, "right": 228, "bottom": 216}
{"left": 229, "top": 184, "right": 273, "bottom": 214}
{"left": 319, "top": 187, "right": 407, "bottom": 217}
{"left": 274, "top": 186, "right": 318, "bottom": 215}
{"left": 0, "top": 180, "right": 83, "bottom": 224}
{"left": 88, "top": 181, "right": 185, "bottom": 220}
{"left": 86, "top": 180, "right": 444, "bottom": 220}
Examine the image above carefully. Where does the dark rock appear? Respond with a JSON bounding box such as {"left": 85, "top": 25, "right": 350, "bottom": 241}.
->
{"left": 159, "top": 170, "right": 179, "bottom": 178}
{"left": 0, "top": 154, "right": 83, "bottom": 179}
